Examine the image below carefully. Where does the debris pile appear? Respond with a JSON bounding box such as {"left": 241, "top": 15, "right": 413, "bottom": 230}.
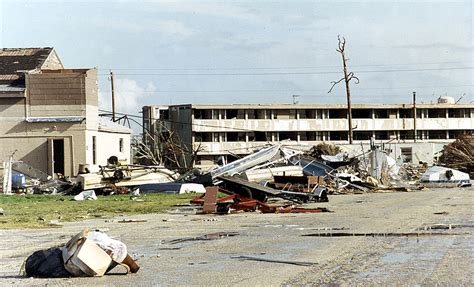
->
{"left": 306, "top": 142, "right": 342, "bottom": 160}
{"left": 23, "top": 229, "right": 139, "bottom": 278}
{"left": 438, "top": 135, "right": 474, "bottom": 176}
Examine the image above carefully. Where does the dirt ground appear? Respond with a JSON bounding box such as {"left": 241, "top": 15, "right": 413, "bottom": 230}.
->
{"left": 0, "top": 187, "right": 473, "bottom": 286}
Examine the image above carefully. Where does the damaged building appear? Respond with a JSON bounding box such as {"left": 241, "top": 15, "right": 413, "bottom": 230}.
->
{"left": 143, "top": 103, "right": 473, "bottom": 168}
{"left": 0, "top": 48, "right": 131, "bottom": 178}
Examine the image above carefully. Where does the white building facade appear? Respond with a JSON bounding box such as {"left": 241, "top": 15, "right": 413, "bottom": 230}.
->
{"left": 143, "top": 102, "right": 473, "bottom": 167}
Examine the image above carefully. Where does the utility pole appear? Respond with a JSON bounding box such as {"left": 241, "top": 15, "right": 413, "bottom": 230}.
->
{"left": 328, "top": 36, "right": 359, "bottom": 144}
{"left": 110, "top": 71, "right": 116, "bottom": 122}
{"left": 413, "top": 91, "right": 417, "bottom": 142}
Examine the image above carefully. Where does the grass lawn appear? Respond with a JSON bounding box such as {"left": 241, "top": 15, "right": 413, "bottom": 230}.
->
{"left": 0, "top": 193, "right": 197, "bottom": 229}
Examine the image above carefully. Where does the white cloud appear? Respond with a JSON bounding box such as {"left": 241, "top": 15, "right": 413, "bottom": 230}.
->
{"left": 99, "top": 78, "right": 156, "bottom": 116}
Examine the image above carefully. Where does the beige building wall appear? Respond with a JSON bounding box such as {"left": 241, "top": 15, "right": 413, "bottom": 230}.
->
{"left": 0, "top": 68, "right": 131, "bottom": 177}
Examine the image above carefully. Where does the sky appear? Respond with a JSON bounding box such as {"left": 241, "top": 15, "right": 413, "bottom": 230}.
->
{"left": 1, "top": 0, "right": 472, "bottom": 123}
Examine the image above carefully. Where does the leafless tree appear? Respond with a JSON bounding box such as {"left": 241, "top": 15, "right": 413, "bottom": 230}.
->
{"left": 328, "top": 35, "right": 360, "bottom": 144}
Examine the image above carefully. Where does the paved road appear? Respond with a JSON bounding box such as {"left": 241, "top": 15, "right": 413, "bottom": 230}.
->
{"left": 0, "top": 187, "right": 473, "bottom": 286}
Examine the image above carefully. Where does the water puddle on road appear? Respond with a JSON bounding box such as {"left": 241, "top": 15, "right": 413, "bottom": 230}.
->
{"left": 357, "top": 232, "right": 472, "bottom": 281}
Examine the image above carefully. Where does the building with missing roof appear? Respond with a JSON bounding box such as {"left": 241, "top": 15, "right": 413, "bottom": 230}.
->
{"left": 0, "top": 48, "right": 131, "bottom": 178}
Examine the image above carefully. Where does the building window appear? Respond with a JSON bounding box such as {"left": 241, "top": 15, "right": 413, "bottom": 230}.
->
{"left": 300, "top": 131, "right": 316, "bottom": 141}
{"left": 226, "top": 132, "right": 246, "bottom": 142}
{"left": 427, "top": 109, "right": 446, "bottom": 118}
{"left": 399, "top": 109, "right": 414, "bottom": 119}
{"left": 353, "top": 131, "right": 372, "bottom": 141}
{"left": 247, "top": 109, "right": 269, "bottom": 119}
{"left": 374, "top": 131, "right": 389, "bottom": 140}
{"left": 92, "top": 136, "right": 97, "bottom": 165}
{"left": 195, "top": 132, "right": 213, "bottom": 142}
{"left": 374, "top": 109, "right": 391, "bottom": 119}
{"left": 119, "top": 138, "right": 124, "bottom": 152}
{"left": 278, "top": 131, "right": 297, "bottom": 141}
{"left": 248, "top": 131, "right": 269, "bottom": 141}
{"left": 274, "top": 109, "right": 297, "bottom": 119}
{"left": 427, "top": 130, "right": 447, "bottom": 139}
{"left": 352, "top": 109, "right": 372, "bottom": 119}
{"left": 449, "top": 130, "right": 473, "bottom": 139}
{"left": 328, "top": 109, "right": 347, "bottom": 119}
{"left": 225, "top": 109, "right": 245, "bottom": 119}
{"left": 448, "top": 108, "right": 471, "bottom": 118}
{"left": 194, "top": 110, "right": 213, "bottom": 119}
{"left": 400, "top": 147, "right": 412, "bottom": 163}
{"left": 329, "top": 131, "right": 348, "bottom": 141}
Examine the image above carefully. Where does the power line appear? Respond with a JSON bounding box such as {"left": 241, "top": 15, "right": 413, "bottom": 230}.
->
{"left": 97, "top": 66, "right": 473, "bottom": 76}
{"left": 97, "top": 84, "right": 474, "bottom": 94}
{"left": 97, "top": 60, "right": 474, "bottom": 71}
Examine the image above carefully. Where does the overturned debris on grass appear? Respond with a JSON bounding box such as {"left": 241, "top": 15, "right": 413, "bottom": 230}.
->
{"left": 23, "top": 229, "right": 139, "bottom": 278}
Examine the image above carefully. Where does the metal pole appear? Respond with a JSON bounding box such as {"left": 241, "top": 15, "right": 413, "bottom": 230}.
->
{"left": 413, "top": 91, "right": 417, "bottom": 142}
{"left": 110, "top": 71, "right": 116, "bottom": 122}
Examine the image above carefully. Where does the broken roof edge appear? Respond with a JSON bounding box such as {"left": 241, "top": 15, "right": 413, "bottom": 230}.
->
{"left": 25, "top": 116, "right": 86, "bottom": 123}
{"left": 98, "top": 117, "right": 132, "bottom": 134}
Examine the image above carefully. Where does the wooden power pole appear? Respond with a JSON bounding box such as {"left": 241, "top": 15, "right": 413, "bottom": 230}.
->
{"left": 110, "top": 71, "right": 116, "bottom": 122}
{"left": 328, "top": 36, "right": 359, "bottom": 144}
{"left": 413, "top": 91, "right": 417, "bottom": 142}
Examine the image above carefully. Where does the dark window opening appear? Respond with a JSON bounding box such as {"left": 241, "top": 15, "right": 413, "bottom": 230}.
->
{"left": 329, "top": 131, "right": 348, "bottom": 141}
{"left": 299, "top": 109, "right": 315, "bottom": 119}
{"left": 399, "top": 130, "right": 414, "bottom": 140}
{"left": 195, "top": 132, "right": 213, "bottom": 142}
{"left": 247, "top": 109, "right": 268, "bottom": 119}
{"left": 225, "top": 109, "right": 245, "bottom": 119}
{"left": 92, "top": 136, "right": 96, "bottom": 165}
{"left": 248, "top": 131, "right": 268, "bottom": 141}
{"left": 194, "top": 110, "right": 213, "bottom": 119}
{"left": 119, "top": 138, "right": 124, "bottom": 152}
{"left": 449, "top": 130, "right": 473, "bottom": 139}
{"left": 352, "top": 109, "right": 372, "bottom": 119}
{"left": 279, "top": 131, "right": 298, "bottom": 141}
{"left": 374, "top": 109, "right": 390, "bottom": 119}
{"left": 399, "top": 109, "right": 413, "bottom": 118}
{"left": 374, "top": 131, "right": 389, "bottom": 140}
{"left": 226, "top": 132, "right": 246, "bottom": 142}
{"left": 274, "top": 109, "right": 297, "bottom": 119}
{"left": 300, "top": 131, "right": 316, "bottom": 141}
{"left": 328, "top": 109, "right": 347, "bottom": 119}
{"left": 353, "top": 131, "right": 372, "bottom": 141}
{"left": 427, "top": 109, "right": 446, "bottom": 118}
{"left": 428, "top": 130, "right": 447, "bottom": 139}
{"left": 416, "top": 109, "right": 424, "bottom": 118}
{"left": 448, "top": 108, "right": 471, "bottom": 118}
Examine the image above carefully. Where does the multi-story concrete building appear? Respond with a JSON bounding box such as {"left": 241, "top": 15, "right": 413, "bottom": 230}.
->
{"left": 143, "top": 101, "right": 473, "bottom": 168}
{"left": 0, "top": 48, "right": 131, "bottom": 178}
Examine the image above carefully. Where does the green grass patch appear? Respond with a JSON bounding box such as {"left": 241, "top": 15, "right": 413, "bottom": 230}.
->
{"left": 0, "top": 193, "right": 197, "bottom": 229}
